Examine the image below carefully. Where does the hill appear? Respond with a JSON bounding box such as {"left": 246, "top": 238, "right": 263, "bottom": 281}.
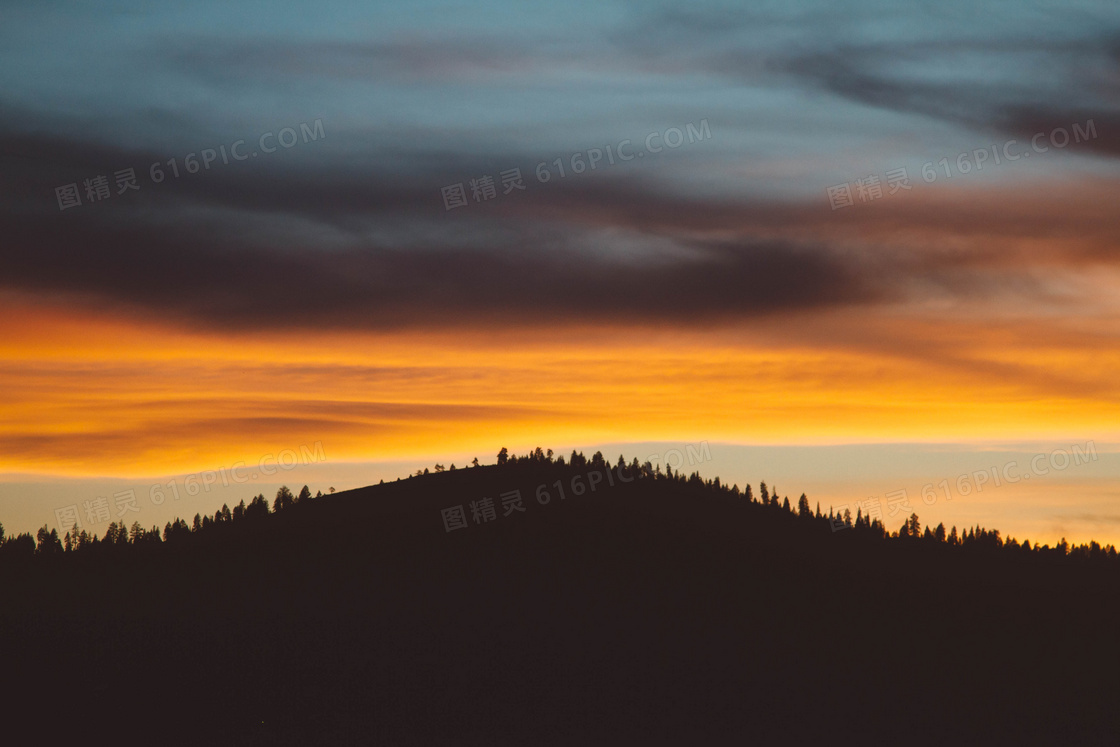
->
{"left": 2, "top": 450, "right": 1118, "bottom": 744}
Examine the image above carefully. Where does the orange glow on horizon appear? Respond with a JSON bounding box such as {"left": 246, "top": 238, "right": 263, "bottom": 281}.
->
{"left": 1, "top": 294, "right": 1118, "bottom": 479}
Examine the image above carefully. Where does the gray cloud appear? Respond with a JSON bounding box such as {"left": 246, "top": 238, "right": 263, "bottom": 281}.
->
{"left": 771, "top": 34, "right": 1120, "bottom": 157}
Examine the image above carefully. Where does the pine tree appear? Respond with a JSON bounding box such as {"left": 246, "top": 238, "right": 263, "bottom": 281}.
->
{"left": 273, "top": 486, "right": 295, "bottom": 512}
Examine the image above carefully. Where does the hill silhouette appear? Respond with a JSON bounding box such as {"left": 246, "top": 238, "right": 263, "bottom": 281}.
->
{"left": 2, "top": 448, "right": 1118, "bottom": 744}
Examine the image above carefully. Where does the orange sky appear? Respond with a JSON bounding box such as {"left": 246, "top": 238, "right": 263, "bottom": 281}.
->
{"left": 2, "top": 289, "right": 1118, "bottom": 480}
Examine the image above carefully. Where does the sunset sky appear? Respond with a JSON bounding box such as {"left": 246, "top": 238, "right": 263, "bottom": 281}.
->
{"left": 2, "top": 1, "right": 1119, "bottom": 546}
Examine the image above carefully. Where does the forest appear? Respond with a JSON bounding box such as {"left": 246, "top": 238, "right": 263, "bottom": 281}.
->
{"left": 2, "top": 447, "right": 1114, "bottom": 565}
{"left": 2, "top": 448, "right": 1118, "bottom": 743}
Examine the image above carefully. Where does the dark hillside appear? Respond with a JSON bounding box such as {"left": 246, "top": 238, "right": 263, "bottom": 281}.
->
{"left": 2, "top": 454, "right": 1118, "bottom": 744}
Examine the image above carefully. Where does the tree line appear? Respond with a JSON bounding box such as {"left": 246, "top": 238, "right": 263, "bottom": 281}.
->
{"left": 484, "top": 446, "right": 1120, "bottom": 563}
{"left": 1, "top": 447, "right": 1117, "bottom": 565}
{"left": 0, "top": 485, "right": 320, "bottom": 561}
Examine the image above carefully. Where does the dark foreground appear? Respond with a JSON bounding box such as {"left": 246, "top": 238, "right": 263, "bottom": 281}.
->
{"left": 3, "top": 459, "right": 1118, "bottom": 744}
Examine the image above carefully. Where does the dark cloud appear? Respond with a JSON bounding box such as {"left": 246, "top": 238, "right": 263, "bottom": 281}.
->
{"left": 990, "top": 106, "right": 1120, "bottom": 158}
{"left": 0, "top": 119, "right": 900, "bottom": 329}
{"left": 0, "top": 118, "right": 896, "bottom": 331}
{"left": 0, "top": 213, "right": 881, "bottom": 332}
{"left": 4, "top": 87, "right": 1117, "bottom": 335}
{"left": 771, "top": 34, "right": 1120, "bottom": 158}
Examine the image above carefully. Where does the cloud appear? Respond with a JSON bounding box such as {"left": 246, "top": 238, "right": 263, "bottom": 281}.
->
{"left": 5, "top": 108, "right": 1120, "bottom": 335}
{"left": 0, "top": 119, "right": 894, "bottom": 332}
{"left": 771, "top": 33, "right": 1120, "bottom": 157}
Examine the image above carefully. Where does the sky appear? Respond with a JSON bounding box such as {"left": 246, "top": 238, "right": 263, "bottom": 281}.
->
{"left": 2, "top": 0, "right": 1120, "bottom": 546}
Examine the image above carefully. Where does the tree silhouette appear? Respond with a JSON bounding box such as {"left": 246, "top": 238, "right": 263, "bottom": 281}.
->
{"left": 36, "top": 526, "right": 63, "bottom": 555}
{"left": 273, "top": 486, "right": 295, "bottom": 512}
{"left": 798, "top": 494, "right": 811, "bottom": 518}
{"left": 1, "top": 532, "right": 34, "bottom": 559}
{"left": 497, "top": 448, "right": 509, "bottom": 466}
{"left": 247, "top": 494, "right": 270, "bottom": 519}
